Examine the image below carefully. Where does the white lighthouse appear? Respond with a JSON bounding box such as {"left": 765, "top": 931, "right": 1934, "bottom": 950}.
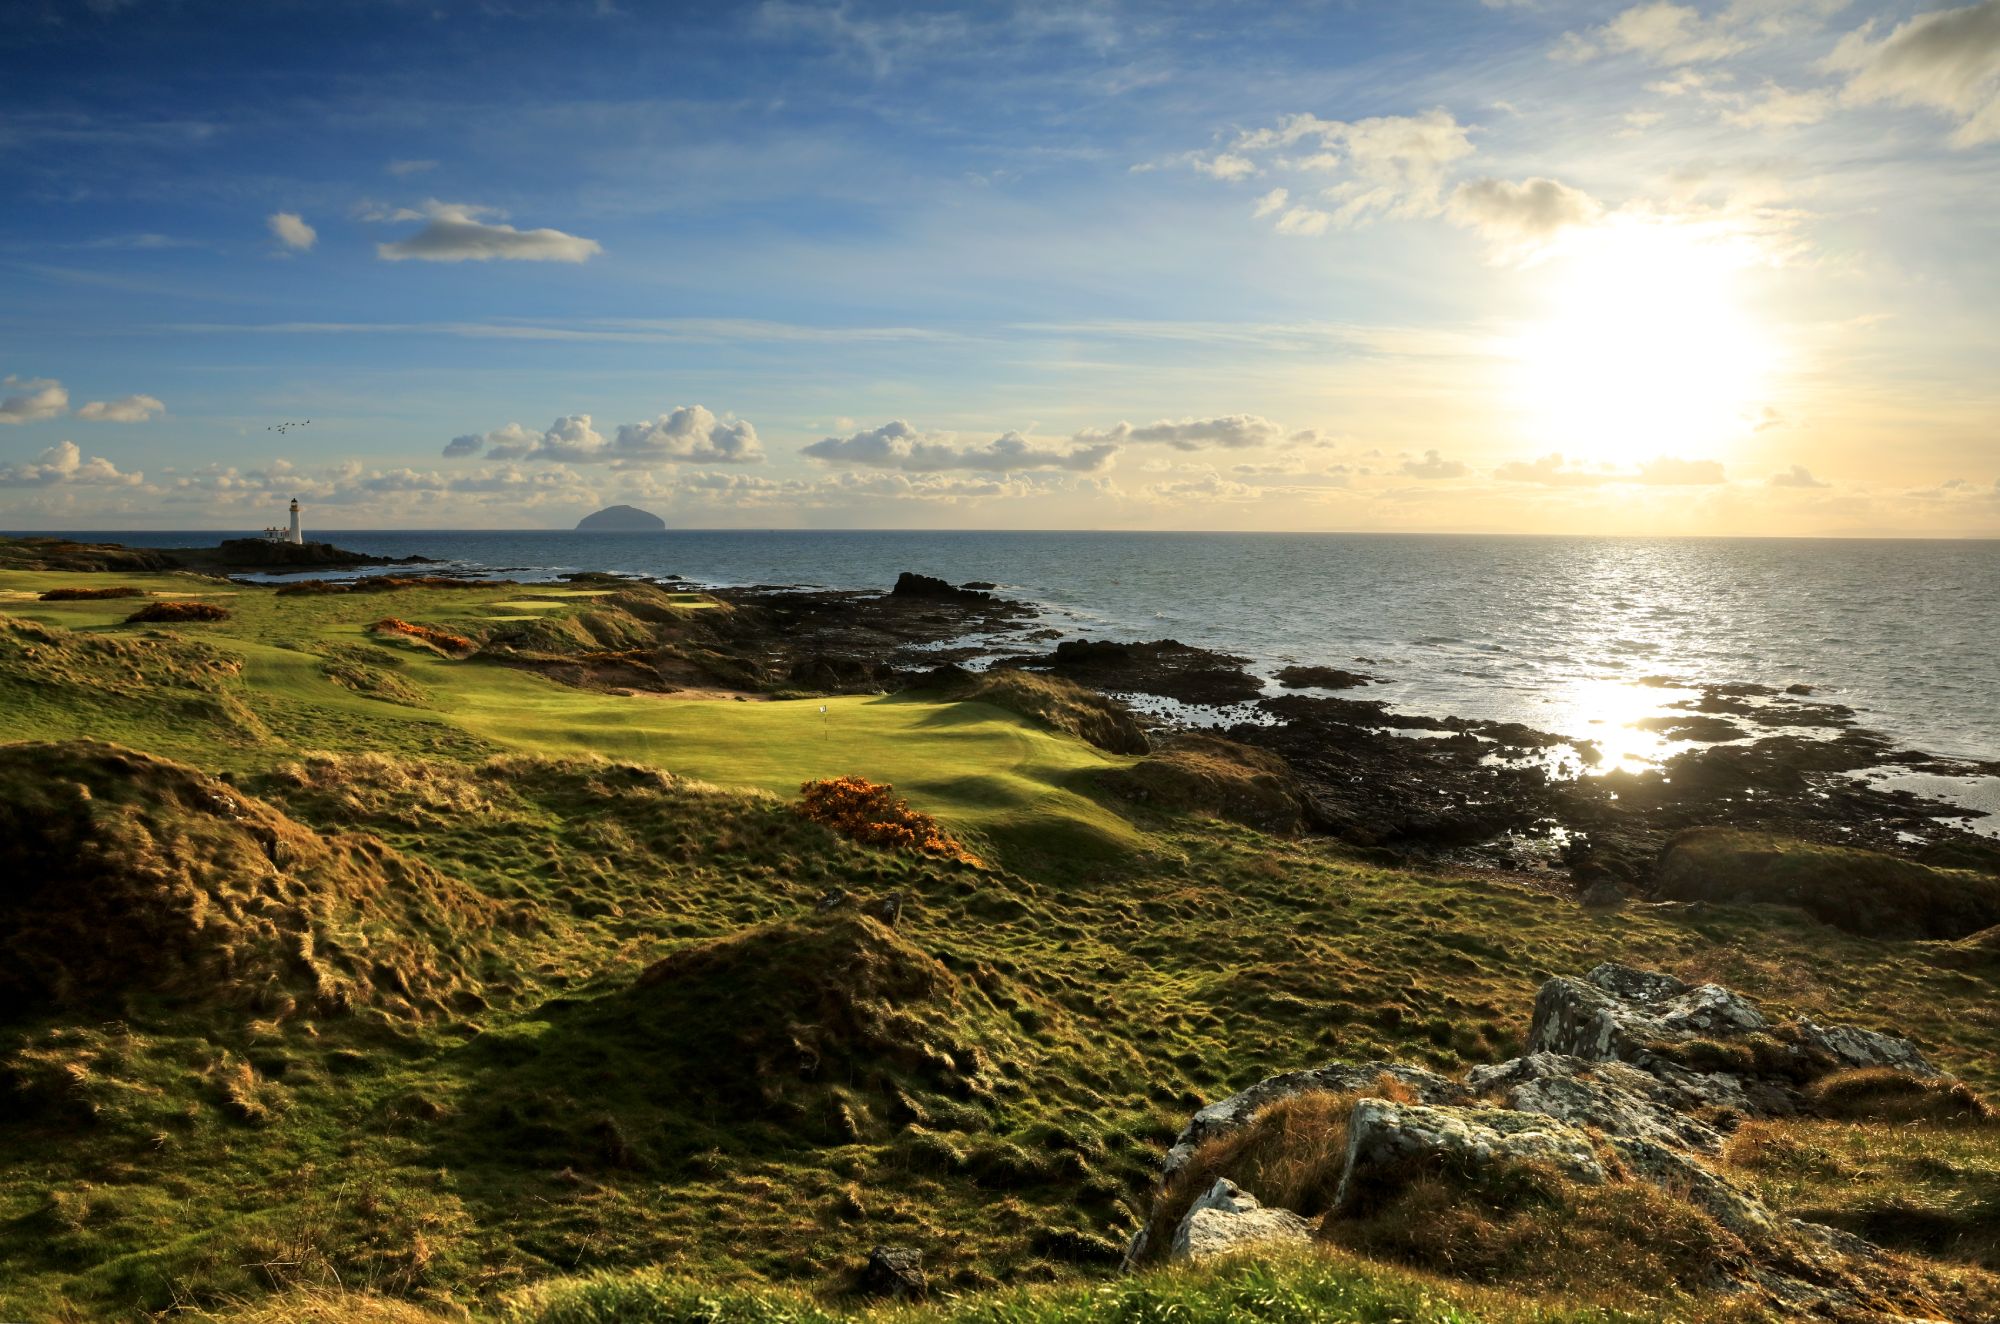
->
{"left": 288, "top": 498, "right": 303, "bottom": 545}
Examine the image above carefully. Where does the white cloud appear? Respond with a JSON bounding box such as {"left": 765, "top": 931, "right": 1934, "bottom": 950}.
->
{"left": 75, "top": 393, "right": 164, "bottom": 423}
{"left": 1769, "top": 464, "right": 1831, "bottom": 488}
{"left": 1638, "top": 456, "right": 1726, "bottom": 485}
{"left": 1141, "top": 471, "right": 1257, "bottom": 503}
{"left": 1557, "top": 2, "right": 1749, "bottom": 64}
{"left": 0, "top": 376, "right": 69, "bottom": 424}
{"left": 0, "top": 440, "right": 141, "bottom": 487}
{"left": 373, "top": 201, "right": 602, "bottom": 263}
{"left": 1077, "top": 414, "right": 1287, "bottom": 451}
{"left": 802, "top": 421, "right": 1117, "bottom": 473}
{"left": 448, "top": 408, "right": 762, "bottom": 465}
{"left": 1830, "top": 0, "right": 2000, "bottom": 146}
{"left": 614, "top": 407, "right": 764, "bottom": 465}
{"left": 1400, "top": 449, "right": 1469, "bottom": 479}
{"left": 1191, "top": 109, "right": 1475, "bottom": 230}
{"left": 387, "top": 159, "right": 438, "bottom": 176}
{"left": 267, "top": 211, "right": 317, "bottom": 251}
{"left": 1448, "top": 176, "right": 1603, "bottom": 257}
{"left": 1723, "top": 82, "right": 1834, "bottom": 127}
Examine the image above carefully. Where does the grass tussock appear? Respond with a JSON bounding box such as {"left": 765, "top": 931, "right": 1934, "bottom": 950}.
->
{"left": 319, "top": 645, "right": 429, "bottom": 706}
{"left": 1806, "top": 1067, "right": 1994, "bottom": 1125}
{"left": 797, "top": 776, "right": 982, "bottom": 866}
{"left": 38, "top": 585, "right": 146, "bottom": 601}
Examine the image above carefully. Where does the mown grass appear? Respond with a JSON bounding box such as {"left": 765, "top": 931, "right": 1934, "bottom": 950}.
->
{"left": 2, "top": 568, "right": 1999, "bottom": 1321}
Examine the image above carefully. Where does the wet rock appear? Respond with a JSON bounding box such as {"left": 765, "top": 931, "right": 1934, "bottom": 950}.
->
{"left": 1274, "top": 664, "right": 1375, "bottom": 690}
{"left": 1168, "top": 1178, "right": 1313, "bottom": 1263}
{"left": 858, "top": 1245, "right": 926, "bottom": 1300}
{"left": 1162, "top": 1061, "right": 1468, "bottom": 1176}
{"left": 1333, "top": 1100, "right": 1608, "bottom": 1212}
{"left": 1011, "top": 638, "right": 1263, "bottom": 707}
{"left": 889, "top": 572, "right": 991, "bottom": 603}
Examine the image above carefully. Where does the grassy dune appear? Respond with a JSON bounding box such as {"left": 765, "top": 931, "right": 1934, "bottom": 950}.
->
{"left": 2, "top": 568, "right": 1998, "bottom": 1322}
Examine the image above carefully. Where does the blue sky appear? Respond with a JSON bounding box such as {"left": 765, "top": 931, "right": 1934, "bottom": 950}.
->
{"left": 2, "top": 0, "right": 1997, "bottom": 533}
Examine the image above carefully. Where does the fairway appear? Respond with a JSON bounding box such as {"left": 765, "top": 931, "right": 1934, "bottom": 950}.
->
{"left": 0, "top": 569, "right": 1142, "bottom": 854}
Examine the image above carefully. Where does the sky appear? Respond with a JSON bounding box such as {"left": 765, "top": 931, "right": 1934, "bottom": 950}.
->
{"left": 2, "top": 0, "right": 1997, "bottom": 535}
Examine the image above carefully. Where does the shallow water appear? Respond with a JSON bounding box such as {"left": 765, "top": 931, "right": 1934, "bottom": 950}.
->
{"left": 37, "top": 529, "right": 2000, "bottom": 765}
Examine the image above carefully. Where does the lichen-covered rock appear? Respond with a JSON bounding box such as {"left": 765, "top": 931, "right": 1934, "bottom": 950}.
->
{"left": 1527, "top": 964, "right": 1768, "bottom": 1062}
{"left": 1168, "top": 1178, "right": 1313, "bottom": 1263}
{"left": 857, "top": 1245, "right": 926, "bottom": 1300}
{"left": 1466, "top": 1052, "right": 1728, "bottom": 1153}
{"left": 1527, "top": 963, "right": 1935, "bottom": 1097}
{"left": 1793, "top": 1017, "right": 1937, "bottom": 1077}
{"left": 1162, "top": 1061, "right": 1466, "bottom": 1176}
{"left": 1605, "top": 1134, "right": 1775, "bottom": 1239}
{"left": 1333, "top": 1100, "right": 1607, "bottom": 1211}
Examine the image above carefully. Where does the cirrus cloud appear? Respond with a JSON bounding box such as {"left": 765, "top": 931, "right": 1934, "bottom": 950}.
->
{"left": 1830, "top": 0, "right": 2000, "bottom": 147}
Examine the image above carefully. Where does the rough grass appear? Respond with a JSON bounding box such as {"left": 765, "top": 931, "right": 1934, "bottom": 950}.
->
{"left": 922, "top": 669, "right": 1151, "bottom": 756}
{"left": 0, "top": 740, "right": 508, "bottom": 1024}
{"left": 5, "top": 567, "right": 2000, "bottom": 1321}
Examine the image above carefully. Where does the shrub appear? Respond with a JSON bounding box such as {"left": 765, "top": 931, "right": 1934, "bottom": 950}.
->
{"left": 125, "top": 600, "right": 231, "bottom": 624}
{"left": 38, "top": 585, "right": 145, "bottom": 601}
{"left": 795, "top": 776, "right": 980, "bottom": 865}
{"left": 370, "top": 617, "right": 475, "bottom": 655}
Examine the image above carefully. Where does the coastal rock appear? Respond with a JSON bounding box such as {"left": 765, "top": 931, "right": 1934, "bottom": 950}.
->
{"left": 1163, "top": 1061, "right": 1467, "bottom": 1177}
{"left": 1273, "top": 664, "right": 1374, "bottom": 690}
{"left": 1792, "top": 1017, "right": 1937, "bottom": 1077}
{"left": 1168, "top": 1178, "right": 1313, "bottom": 1263}
{"left": 1013, "top": 638, "right": 1263, "bottom": 708}
{"left": 889, "top": 572, "right": 991, "bottom": 603}
{"left": 1332, "top": 1099, "right": 1608, "bottom": 1212}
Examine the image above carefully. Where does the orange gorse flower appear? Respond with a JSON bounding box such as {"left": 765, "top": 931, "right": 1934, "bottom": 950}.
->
{"left": 794, "top": 776, "right": 981, "bottom": 867}
{"left": 370, "top": 617, "right": 476, "bottom": 654}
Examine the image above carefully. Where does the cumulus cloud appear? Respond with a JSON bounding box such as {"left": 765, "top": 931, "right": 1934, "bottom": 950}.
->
{"left": 1142, "top": 472, "right": 1257, "bottom": 503}
{"left": 1494, "top": 453, "right": 1613, "bottom": 486}
{"left": 0, "top": 376, "right": 69, "bottom": 424}
{"left": 1185, "top": 108, "right": 1473, "bottom": 229}
{"left": 75, "top": 393, "right": 164, "bottom": 423}
{"left": 614, "top": 407, "right": 763, "bottom": 464}
{"left": 447, "top": 408, "right": 761, "bottom": 465}
{"left": 267, "top": 211, "right": 316, "bottom": 251}
{"left": 373, "top": 201, "right": 602, "bottom": 263}
{"left": 1400, "top": 449, "right": 1469, "bottom": 479}
{"left": 1448, "top": 176, "right": 1604, "bottom": 257}
{"left": 1830, "top": 0, "right": 2000, "bottom": 146}
{"left": 803, "top": 421, "right": 1117, "bottom": 473}
{"left": 1769, "top": 464, "right": 1830, "bottom": 488}
{"left": 0, "top": 440, "right": 142, "bottom": 487}
{"left": 1078, "top": 415, "right": 1286, "bottom": 451}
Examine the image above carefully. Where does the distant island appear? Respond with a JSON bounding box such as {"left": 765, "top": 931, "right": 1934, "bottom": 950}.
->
{"left": 576, "top": 504, "right": 666, "bottom": 532}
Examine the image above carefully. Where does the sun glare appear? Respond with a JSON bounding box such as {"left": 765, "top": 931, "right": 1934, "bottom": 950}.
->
{"left": 1508, "top": 218, "right": 1777, "bottom": 466}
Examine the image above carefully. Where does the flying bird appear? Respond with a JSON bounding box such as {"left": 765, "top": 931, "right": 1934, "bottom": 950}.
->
{"left": 265, "top": 420, "right": 312, "bottom": 434}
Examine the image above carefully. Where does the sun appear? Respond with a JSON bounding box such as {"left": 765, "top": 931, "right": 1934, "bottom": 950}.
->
{"left": 1507, "top": 217, "right": 1777, "bottom": 467}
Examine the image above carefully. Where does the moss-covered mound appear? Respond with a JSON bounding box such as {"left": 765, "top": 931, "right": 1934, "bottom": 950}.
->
{"left": 1099, "top": 733, "right": 1304, "bottom": 833}
{"left": 629, "top": 913, "right": 986, "bottom": 1122}
{"left": 919, "top": 668, "right": 1149, "bottom": 755}
{"left": 125, "top": 599, "right": 230, "bottom": 624}
{"left": 0, "top": 741, "right": 504, "bottom": 1021}
{"left": 1656, "top": 828, "right": 2000, "bottom": 940}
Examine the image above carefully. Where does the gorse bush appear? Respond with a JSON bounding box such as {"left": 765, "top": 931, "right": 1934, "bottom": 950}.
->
{"left": 125, "top": 599, "right": 231, "bottom": 623}
{"left": 38, "top": 585, "right": 145, "bottom": 601}
{"left": 796, "top": 776, "right": 980, "bottom": 865}
{"left": 370, "top": 617, "right": 476, "bottom": 654}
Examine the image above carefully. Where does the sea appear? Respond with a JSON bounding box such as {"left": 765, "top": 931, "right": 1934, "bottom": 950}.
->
{"left": 27, "top": 530, "right": 2000, "bottom": 822}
